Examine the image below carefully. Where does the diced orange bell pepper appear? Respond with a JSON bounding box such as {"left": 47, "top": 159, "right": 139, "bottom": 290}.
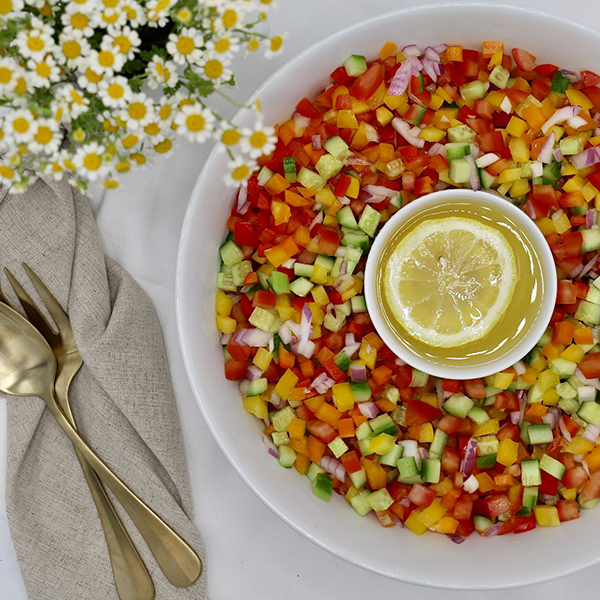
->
{"left": 446, "top": 46, "right": 463, "bottom": 61}
{"left": 482, "top": 41, "right": 504, "bottom": 58}
{"left": 379, "top": 41, "right": 398, "bottom": 60}
{"left": 337, "top": 417, "right": 355, "bottom": 438}
{"left": 308, "top": 435, "right": 326, "bottom": 463}
{"left": 265, "top": 173, "right": 291, "bottom": 195}
{"left": 294, "top": 453, "right": 311, "bottom": 474}
{"left": 361, "top": 458, "right": 387, "bottom": 490}
{"left": 315, "top": 402, "right": 342, "bottom": 427}
{"left": 288, "top": 417, "right": 306, "bottom": 440}
{"left": 574, "top": 327, "right": 594, "bottom": 346}
{"left": 475, "top": 473, "right": 496, "bottom": 494}
{"left": 289, "top": 436, "right": 308, "bottom": 456}
{"left": 552, "top": 321, "right": 574, "bottom": 346}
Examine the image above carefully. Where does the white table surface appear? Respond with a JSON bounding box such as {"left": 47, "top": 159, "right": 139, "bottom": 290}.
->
{"left": 3, "top": 1, "right": 600, "bottom": 597}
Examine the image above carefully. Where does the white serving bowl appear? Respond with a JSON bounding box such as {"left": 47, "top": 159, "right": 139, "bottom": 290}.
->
{"left": 364, "top": 189, "right": 557, "bottom": 380}
{"left": 177, "top": 3, "right": 600, "bottom": 589}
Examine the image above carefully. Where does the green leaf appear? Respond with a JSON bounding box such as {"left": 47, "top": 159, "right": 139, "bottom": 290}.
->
{"left": 195, "top": 79, "right": 215, "bottom": 97}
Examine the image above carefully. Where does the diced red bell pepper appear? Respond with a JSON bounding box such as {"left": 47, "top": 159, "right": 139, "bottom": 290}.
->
{"left": 306, "top": 419, "right": 338, "bottom": 444}
{"left": 443, "top": 379, "right": 461, "bottom": 393}
{"left": 405, "top": 400, "right": 442, "bottom": 426}
{"left": 252, "top": 290, "right": 277, "bottom": 308}
{"left": 494, "top": 391, "right": 520, "bottom": 412}
{"left": 579, "top": 353, "right": 600, "bottom": 379}
{"left": 349, "top": 63, "right": 384, "bottom": 101}
{"left": 408, "top": 483, "right": 437, "bottom": 508}
{"left": 396, "top": 365, "right": 413, "bottom": 390}
{"left": 316, "top": 225, "right": 340, "bottom": 256}
{"left": 534, "top": 63, "right": 559, "bottom": 78}
{"left": 539, "top": 470, "right": 559, "bottom": 496}
{"left": 441, "top": 447, "right": 461, "bottom": 474}
{"left": 295, "top": 97, "right": 321, "bottom": 119}
{"left": 497, "top": 422, "right": 520, "bottom": 442}
{"left": 557, "top": 500, "right": 580, "bottom": 522}
{"left": 463, "top": 378, "right": 486, "bottom": 399}
{"left": 226, "top": 341, "right": 250, "bottom": 362}
{"left": 476, "top": 131, "right": 505, "bottom": 153}
{"left": 330, "top": 66, "right": 353, "bottom": 86}
{"left": 224, "top": 360, "right": 248, "bottom": 381}
{"left": 512, "top": 48, "right": 536, "bottom": 71}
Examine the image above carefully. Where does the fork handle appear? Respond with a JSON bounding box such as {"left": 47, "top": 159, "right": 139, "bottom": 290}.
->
{"left": 42, "top": 392, "right": 203, "bottom": 588}
{"left": 74, "top": 448, "right": 155, "bottom": 600}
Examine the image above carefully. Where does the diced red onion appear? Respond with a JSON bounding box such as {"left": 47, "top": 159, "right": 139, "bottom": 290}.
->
{"left": 463, "top": 154, "right": 480, "bottom": 191}
{"left": 542, "top": 105, "right": 582, "bottom": 134}
{"left": 263, "top": 435, "right": 279, "bottom": 459}
{"left": 246, "top": 365, "right": 263, "bottom": 381}
{"left": 446, "top": 534, "right": 466, "bottom": 545}
{"left": 434, "top": 43, "right": 448, "bottom": 54}
{"left": 400, "top": 497, "right": 411, "bottom": 507}
{"left": 281, "top": 258, "right": 296, "bottom": 269}
{"left": 559, "top": 416, "right": 573, "bottom": 442}
{"left": 581, "top": 254, "right": 599, "bottom": 276}
{"left": 345, "top": 156, "right": 372, "bottom": 166}
{"left": 363, "top": 184, "right": 396, "bottom": 198}
{"left": 419, "top": 447, "right": 429, "bottom": 460}
{"left": 500, "top": 95, "right": 512, "bottom": 114}
{"left": 525, "top": 201, "right": 537, "bottom": 219}
{"left": 562, "top": 69, "right": 578, "bottom": 82}
{"left": 408, "top": 91, "right": 426, "bottom": 107}
{"left": 461, "top": 438, "right": 478, "bottom": 477}
{"left": 531, "top": 161, "right": 543, "bottom": 178}
{"left": 463, "top": 474, "right": 479, "bottom": 493}
{"left": 239, "top": 379, "right": 250, "bottom": 396}
{"left": 395, "top": 357, "right": 406, "bottom": 366}
{"left": 482, "top": 523, "right": 501, "bottom": 537}
{"left": 542, "top": 409, "right": 558, "bottom": 429}
{"left": 293, "top": 112, "right": 311, "bottom": 134}
{"left": 421, "top": 58, "right": 439, "bottom": 83}
{"left": 268, "top": 336, "right": 274, "bottom": 354}
{"left": 350, "top": 363, "right": 367, "bottom": 382}
{"left": 424, "top": 46, "right": 441, "bottom": 62}
{"left": 358, "top": 402, "right": 379, "bottom": 418}
{"left": 391, "top": 118, "right": 425, "bottom": 148}
{"left": 554, "top": 148, "right": 563, "bottom": 162}
{"left": 270, "top": 390, "right": 285, "bottom": 409}
{"left": 364, "top": 123, "right": 380, "bottom": 143}
{"left": 469, "top": 142, "right": 481, "bottom": 160}
{"left": 240, "top": 285, "right": 253, "bottom": 294}
{"left": 513, "top": 361, "right": 526, "bottom": 375}
{"left": 308, "top": 372, "right": 336, "bottom": 394}
{"left": 509, "top": 411, "right": 521, "bottom": 425}
{"left": 309, "top": 211, "right": 323, "bottom": 232}
{"left": 401, "top": 44, "right": 421, "bottom": 57}
{"left": 320, "top": 455, "right": 347, "bottom": 482}
{"left": 344, "top": 342, "right": 361, "bottom": 359}
{"left": 428, "top": 143, "right": 447, "bottom": 157}
{"left": 475, "top": 153, "right": 499, "bottom": 168}
{"left": 570, "top": 146, "right": 600, "bottom": 170}
{"left": 586, "top": 209, "right": 598, "bottom": 229}
{"left": 569, "top": 263, "right": 584, "bottom": 279}
{"left": 541, "top": 494, "right": 557, "bottom": 505}
{"left": 443, "top": 390, "right": 453, "bottom": 400}
{"left": 551, "top": 209, "right": 564, "bottom": 224}
{"left": 389, "top": 56, "right": 422, "bottom": 96}
{"left": 582, "top": 424, "right": 600, "bottom": 443}
{"left": 538, "top": 130, "right": 555, "bottom": 164}
{"left": 312, "top": 134, "right": 322, "bottom": 150}
{"left": 237, "top": 185, "right": 249, "bottom": 214}
{"left": 568, "top": 115, "right": 588, "bottom": 129}
{"left": 220, "top": 332, "right": 232, "bottom": 345}
{"left": 506, "top": 464, "right": 521, "bottom": 477}
{"left": 435, "top": 378, "right": 444, "bottom": 406}
{"left": 235, "top": 328, "right": 274, "bottom": 347}
{"left": 583, "top": 460, "right": 591, "bottom": 476}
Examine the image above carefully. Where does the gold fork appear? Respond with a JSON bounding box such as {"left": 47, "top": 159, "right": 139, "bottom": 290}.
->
{"left": 3, "top": 264, "right": 202, "bottom": 588}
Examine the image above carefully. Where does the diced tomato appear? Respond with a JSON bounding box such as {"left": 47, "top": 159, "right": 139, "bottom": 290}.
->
{"left": 441, "top": 447, "right": 461, "bottom": 475}
{"left": 579, "top": 470, "right": 600, "bottom": 505}
{"left": 396, "top": 365, "right": 413, "bottom": 390}
{"left": 453, "top": 499, "right": 473, "bottom": 521}
{"left": 322, "top": 359, "right": 347, "bottom": 383}
{"left": 494, "top": 391, "right": 520, "bottom": 412}
{"left": 534, "top": 63, "right": 559, "bottom": 78}
{"left": 539, "top": 470, "right": 559, "bottom": 496}
{"left": 295, "top": 97, "right": 321, "bottom": 119}
{"left": 330, "top": 66, "right": 353, "bottom": 86}
{"left": 442, "top": 379, "right": 461, "bottom": 394}
{"left": 349, "top": 63, "right": 384, "bottom": 101}
{"left": 531, "top": 77, "right": 551, "bottom": 101}
{"left": 512, "top": 48, "right": 536, "bottom": 71}
{"left": 557, "top": 500, "right": 580, "bottom": 522}
{"left": 437, "top": 415, "right": 465, "bottom": 435}
{"left": 498, "top": 515, "right": 531, "bottom": 535}
{"left": 579, "top": 352, "right": 600, "bottom": 379}
{"left": 475, "top": 495, "right": 511, "bottom": 518}
{"left": 224, "top": 360, "right": 248, "bottom": 381}
{"left": 306, "top": 419, "right": 338, "bottom": 444}
{"left": 316, "top": 226, "right": 340, "bottom": 256}
{"left": 581, "top": 70, "right": 600, "bottom": 87}
{"left": 226, "top": 341, "right": 250, "bottom": 362}
{"left": 497, "top": 422, "right": 520, "bottom": 442}
{"left": 405, "top": 400, "right": 442, "bottom": 426}
{"left": 295, "top": 403, "right": 314, "bottom": 422}
{"left": 389, "top": 481, "right": 412, "bottom": 503}
{"left": 562, "top": 466, "right": 588, "bottom": 490}
{"left": 463, "top": 378, "right": 486, "bottom": 399}
{"left": 532, "top": 184, "right": 560, "bottom": 214}
{"left": 252, "top": 290, "right": 277, "bottom": 308}
{"left": 557, "top": 280, "right": 577, "bottom": 305}
{"left": 476, "top": 131, "right": 505, "bottom": 153}
{"left": 456, "top": 518, "right": 475, "bottom": 537}
{"left": 408, "top": 483, "right": 437, "bottom": 508}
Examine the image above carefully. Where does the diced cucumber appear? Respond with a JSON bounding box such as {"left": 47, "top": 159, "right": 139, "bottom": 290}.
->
{"left": 449, "top": 158, "right": 472, "bottom": 183}
{"left": 335, "top": 351, "right": 351, "bottom": 372}
{"left": 527, "top": 424, "right": 553, "bottom": 445}
{"left": 540, "top": 454, "right": 566, "bottom": 480}
{"left": 390, "top": 194, "right": 402, "bottom": 209}
{"left": 345, "top": 246, "right": 363, "bottom": 262}
{"left": 551, "top": 70, "right": 570, "bottom": 94}
{"left": 549, "top": 358, "right": 577, "bottom": 377}
{"left": 249, "top": 307, "right": 275, "bottom": 332}
{"left": 257, "top": 270, "right": 269, "bottom": 290}
{"left": 216, "top": 271, "right": 236, "bottom": 292}
{"left": 578, "top": 386, "right": 598, "bottom": 402}
{"left": 586, "top": 285, "right": 600, "bottom": 305}
{"left": 283, "top": 156, "right": 297, "bottom": 183}
{"left": 349, "top": 380, "right": 372, "bottom": 402}
{"left": 297, "top": 167, "right": 326, "bottom": 191}
{"left": 556, "top": 381, "right": 577, "bottom": 400}
{"left": 479, "top": 168, "right": 497, "bottom": 190}
{"left": 572, "top": 203, "right": 589, "bottom": 216}
{"left": 489, "top": 65, "right": 510, "bottom": 89}
{"left": 560, "top": 135, "right": 585, "bottom": 156}
{"left": 460, "top": 80, "right": 487, "bottom": 100}
{"left": 358, "top": 205, "right": 381, "bottom": 237}
{"left": 358, "top": 436, "right": 374, "bottom": 456}
{"left": 575, "top": 300, "right": 600, "bottom": 325}
{"left": 278, "top": 444, "right": 296, "bottom": 468}
{"left": 473, "top": 515, "right": 494, "bottom": 533}
{"left": 257, "top": 166, "right": 274, "bottom": 186}
{"left": 268, "top": 270, "right": 290, "bottom": 294}
{"left": 348, "top": 468, "right": 367, "bottom": 490}
{"left": 582, "top": 229, "right": 600, "bottom": 253}
{"left": 379, "top": 444, "right": 404, "bottom": 467}
{"left": 368, "top": 488, "right": 394, "bottom": 511}
{"left": 324, "top": 136, "right": 351, "bottom": 161}
{"left": 558, "top": 396, "right": 579, "bottom": 415}
{"left": 344, "top": 54, "right": 368, "bottom": 77}
{"left": 405, "top": 105, "right": 427, "bottom": 126}
{"left": 271, "top": 431, "right": 289, "bottom": 446}
{"left": 351, "top": 295, "right": 367, "bottom": 313}
{"left": 515, "top": 506, "right": 531, "bottom": 516}
{"left": 445, "top": 142, "right": 471, "bottom": 161}
{"left": 443, "top": 393, "right": 475, "bottom": 418}
{"left": 369, "top": 413, "right": 398, "bottom": 435}
{"left": 579, "top": 497, "right": 600, "bottom": 510}
{"left": 350, "top": 489, "right": 373, "bottom": 515}
{"left": 219, "top": 239, "right": 244, "bottom": 267}
{"left": 315, "top": 254, "right": 335, "bottom": 272}
{"left": 467, "top": 405, "right": 490, "bottom": 425}
{"left": 476, "top": 453, "right": 497, "bottom": 469}
{"left": 231, "top": 260, "right": 252, "bottom": 286}
{"left": 410, "top": 369, "right": 429, "bottom": 387}
{"left": 521, "top": 459, "right": 542, "bottom": 486}
{"left": 337, "top": 205, "right": 359, "bottom": 229}
{"left": 520, "top": 421, "right": 531, "bottom": 445}
{"left": 522, "top": 486, "right": 539, "bottom": 508}
{"left": 246, "top": 378, "right": 268, "bottom": 397}
{"left": 289, "top": 277, "right": 314, "bottom": 297}
{"left": 421, "top": 458, "right": 441, "bottom": 484}
{"left": 306, "top": 462, "right": 326, "bottom": 482}
{"left": 312, "top": 473, "right": 333, "bottom": 501}
{"left": 316, "top": 154, "right": 344, "bottom": 180}
{"left": 342, "top": 232, "right": 370, "bottom": 253}
{"left": 577, "top": 400, "right": 600, "bottom": 425}
{"left": 355, "top": 421, "right": 372, "bottom": 440}
{"left": 448, "top": 124, "right": 476, "bottom": 143}
{"left": 294, "top": 262, "right": 314, "bottom": 278}
{"left": 328, "top": 436, "right": 349, "bottom": 458}
{"left": 397, "top": 456, "right": 419, "bottom": 479}
{"left": 429, "top": 428, "right": 448, "bottom": 460}
{"left": 477, "top": 435, "right": 499, "bottom": 456}
{"left": 272, "top": 406, "right": 295, "bottom": 432}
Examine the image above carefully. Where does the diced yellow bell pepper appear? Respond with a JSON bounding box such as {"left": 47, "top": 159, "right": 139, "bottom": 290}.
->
{"left": 384, "top": 93, "right": 407, "bottom": 110}
{"left": 420, "top": 393, "right": 439, "bottom": 410}
{"left": 359, "top": 339, "right": 377, "bottom": 370}
{"left": 265, "top": 244, "right": 291, "bottom": 268}
{"left": 472, "top": 419, "right": 500, "bottom": 437}
{"left": 561, "top": 344, "right": 585, "bottom": 363}
{"left": 509, "top": 138, "right": 530, "bottom": 162}
{"left": 486, "top": 91, "right": 506, "bottom": 108}
{"left": 419, "top": 126, "right": 446, "bottom": 142}
{"left": 538, "top": 369, "right": 560, "bottom": 393}
{"left": 531, "top": 355, "right": 547, "bottom": 372}
{"left": 253, "top": 348, "right": 273, "bottom": 372}
{"left": 308, "top": 302, "right": 324, "bottom": 326}
{"left": 405, "top": 509, "right": 428, "bottom": 535}
{"left": 561, "top": 159, "right": 579, "bottom": 176}
{"left": 596, "top": 193, "right": 600, "bottom": 211}
{"left": 309, "top": 285, "right": 328, "bottom": 307}
{"left": 489, "top": 49, "right": 503, "bottom": 68}
{"left": 542, "top": 388, "right": 560, "bottom": 406}
{"left": 427, "top": 94, "right": 445, "bottom": 111}
{"left": 430, "top": 477, "right": 454, "bottom": 496}
{"left": 243, "top": 396, "right": 268, "bottom": 420}
{"left": 419, "top": 422, "right": 435, "bottom": 443}
{"left": 311, "top": 264, "right": 329, "bottom": 284}
{"left": 369, "top": 433, "right": 396, "bottom": 455}
{"left": 274, "top": 369, "right": 299, "bottom": 400}
{"left": 379, "top": 41, "right": 398, "bottom": 60}
{"left": 351, "top": 98, "right": 370, "bottom": 114}
{"left": 337, "top": 110, "right": 359, "bottom": 129}
{"left": 215, "top": 291, "right": 234, "bottom": 317}
{"left": 582, "top": 181, "right": 599, "bottom": 201}
{"left": 561, "top": 487, "right": 578, "bottom": 501}
{"left": 497, "top": 438, "right": 519, "bottom": 467}
{"left": 506, "top": 116, "right": 529, "bottom": 138}
{"left": 346, "top": 176, "right": 361, "bottom": 198}
{"left": 434, "top": 86, "right": 454, "bottom": 104}
{"left": 493, "top": 372, "right": 515, "bottom": 390}
{"left": 534, "top": 506, "right": 560, "bottom": 527}
{"left": 554, "top": 213, "right": 572, "bottom": 234}
{"left": 510, "top": 179, "right": 531, "bottom": 198}
{"left": 564, "top": 437, "right": 595, "bottom": 455}
{"left": 417, "top": 499, "right": 447, "bottom": 528}
{"left": 563, "top": 174, "right": 585, "bottom": 193}
{"left": 332, "top": 382, "right": 355, "bottom": 412}
{"left": 498, "top": 168, "right": 523, "bottom": 184}
{"left": 376, "top": 106, "right": 394, "bottom": 126}
{"left": 350, "top": 123, "right": 369, "bottom": 150}
{"left": 216, "top": 314, "right": 237, "bottom": 334}
{"left": 431, "top": 516, "right": 459, "bottom": 534}
{"left": 536, "top": 218, "right": 556, "bottom": 236}
{"left": 566, "top": 88, "right": 594, "bottom": 110}
{"left": 271, "top": 200, "right": 291, "bottom": 226}
{"left": 509, "top": 483, "right": 523, "bottom": 506}
{"left": 315, "top": 186, "right": 336, "bottom": 207}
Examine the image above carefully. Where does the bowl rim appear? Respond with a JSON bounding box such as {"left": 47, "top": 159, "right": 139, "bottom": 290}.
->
{"left": 364, "top": 188, "right": 558, "bottom": 379}
{"left": 176, "top": 2, "right": 600, "bottom": 589}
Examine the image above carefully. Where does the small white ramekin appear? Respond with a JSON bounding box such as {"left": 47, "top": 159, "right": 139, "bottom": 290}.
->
{"left": 364, "top": 188, "right": 557, "bottom": 379}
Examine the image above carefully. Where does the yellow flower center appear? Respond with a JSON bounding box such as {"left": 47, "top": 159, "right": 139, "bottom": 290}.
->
{"left": 205, "top": 59, "right": 223, "bottom": 79}
{"left": 114, "top": 36, "right": 131, "bottom": 54}
{"left": 159, "top": 104, "right": 172, "bottom": 120}
{"left": 176, "top": 37, "right": 194, "bottom": 55}
{"left": 144, "top": 122, "right": 160, "bottom": 135}
{"left": 62, "top": 40, "right": 81, "bottom": 59}
{"left": 104, "top": 179, "right": 119, "bottom": 189}
{"left": 0, "top": 67, "right": 12, "bottom": 84}
{"left": 128, "top": 102, "right": 147, "bottom": 120}
{"left": 116, "top": 161, "right": 130, "bottom": 172}
{"left": 27, "top": 36, "right": 45, "bottom": 52}
{"left": 260, "top": 0, "right": 274, "bottom": 4}
{"left": 73, "top": 129, "right": 85, "bottom": 142}
{"left": 107, "top": 83, "right": 124, "bottom": 99}
{"left": 83, "top": 153, "right": 102, "bottom": 171}
{"left": 250, "top": 131, "right": 268, "bottom": 149}
{"left": 36, "top": 62, "right": 52, "bottom": 78}
{"left": 98, "top": 50, "right": 115, "bottom": 67}
{"left": 122, "top": 134, "right": 138, "bottom": 148}
{"left": 270, "top": 36, "right": 283, "bottom": 52}
{"left": 63, "top": 158, "right": 76, "bottom": 170}
{"left": 214, "top": 39, "right": 231, "bottom": 53}
{"left": 86, "top": 68, "right": 103, "bottom": 83}
{"left": 13, "top": 117, "right": 30, "bottom": 133}
{"left": 186, "top": 114, "right": 205, "bottom": 132}
{"left": 51, "top": 162, "right": 62, "bottom": 173}
{"left": 232, "top": 165, "right": 251, "bottom": 181}
{"left": 15, "top": 77, "right": 26, "bottom": 94}
{"left": 73, "top": 0, "right": 89, "bottom": 4}
{"left": 101, "top": 10, "right": 119, "bottom": 23}
{"left": 0, "top": 129, "right": 3, "bottom": 141}
{"left": 0, "top": 0, "right": 14, "bottom": 16}
{"left": 102, "top": 0, "right": 118, "bottom": 7}
{"left": 154, "top": 139, "right": 172, "bottom": 153}
{"left": 221, "top": 129, "right": 240, "bottom": 146}
{"left": 124, "top": 6, "right": 136, "bottom": 19}
{"left": 247, "top": 39, "right": 260, "bottom": 52}
{"left": 103, "top": 120, "right": 117, "bottom": 132}
{"left": 0, "top": 166, "right": 14, "bottom": 179}
{"left": 70, "top": 90, "right": 84, "bottom": 104}
{"left": 130, "top": 152, "right": 146, "bottom": 164}
{"left": 71, "top": 13, "right": 89, "bottom": 29}
{"left": 116, "top": 117, "right": 127, "bottom": 128}
{"left": 222, "top": 9, "right": 238, "bottom": 28}
{"left": 155, "top": 0, "right": 170, "bottom": 10}
{"left": 39, "top": 2, "right": 52, "bottom": 16}
{"left": 176, "top": 8, "right": 191, "bottom": 23}
{"left": 34, "top": 126, "right": 53, "bottom": 145}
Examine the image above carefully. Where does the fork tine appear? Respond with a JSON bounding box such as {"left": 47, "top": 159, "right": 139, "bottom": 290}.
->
{"left": 22, "top": 262, "right": 73, "bottom": 334}
{"left": 4, "top": 267, "right": 57, "bottom": 341}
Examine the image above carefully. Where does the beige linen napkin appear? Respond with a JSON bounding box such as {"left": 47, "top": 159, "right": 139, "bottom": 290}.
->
{"left": 0, "top": 178, "right": 207, "bottom": 600}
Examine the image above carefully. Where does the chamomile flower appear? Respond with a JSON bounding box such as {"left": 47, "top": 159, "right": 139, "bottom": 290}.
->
{"left": 29, "top": 117, "right": 61, "bottom": 154}
{"left": 174, "top": 102, "right": 215, "bottom": 143}
{"left": 120, "top": 92, "right": 154, "bottom": 130}
{"left": 198, "top": 52, "right": 233, "bottom": 85}
{"left": 238, "top": 0, "right": 260, "bottom": 11}
{"left": 0, "top": 57, "right": 21, "bottom": 94}
{"left": 212, "top": 5, "right": 244, "bottom": 32}
{"left": 145, "top": 0, "right": 174, "bottom": 28}
{"left": 206, "top": 31, "right": 240, "bottom": 60}
{"left": 73, "top": 142, "right": 110, "bottom": 181}
{"left": 121, "top": 0, "right": 146, "bottom": 27}
{"left": 141, "top": 108, "right": 169, "bottom": 144}
{"left": 166, "top": 27, "right": 205, "bottom": 65}
{"left": 5, "top": 109, "right": 35, "bottom": 144}
{"left": 225, "top": 155, "right": 258, "bottom": 187}
{"left": 15, "top": 17, "right": 56, "bottom": 61}
{"left": 264, "top": 32, "right": 287, "bottom": 59}
{"left": 57, "top": 30, "right": 92, "bottom": 68}
{"left": 102, "top": 27, "right": 141, "bottom": 61}
{"left": 97, "top": 76, "right": 133, "bottom": 108}
{"left": 173, "top": 6, "right": 193, "bottom": 24}
{"left": 53, "top": 84, "right": 90, "bottom": 121}
{"left": 0, "top": 162, "right": 18, "bottom": 185}
{"left": 27, "top": 55, "right": 61, "bottom": 88}
{"left": 216, "top": 121, "right": 242, "bottom": 152}
{"left": 61, "top": 10, "right": 95, "bottom": 38}
{"left": 40, "top": 157, "right": 66, "bottom": 181}
{"left": 95, "top": 6, "right": 128, "bottom": 30}
{"left": 241, "top": 122, "right": 277, "bottom": 158}
{"left": 0, "top": 0, "right": 24, "bottom": 20}
{"left": 89, "top": 46, "right": 126, "bottom": 76}
{"left": 259, "top": 0, "right": 279, "bottom": 8}
{"left": 245, "top": 37, "right": 261, "bottom": 55}
{"left": 146, "top": 55, "right": 179, "bottom": 89}
{"left": 156, "top": 96, "right": 176, "bottom": 128}
{"left": 77, "top": 67, "right": 104, "bottom": 93}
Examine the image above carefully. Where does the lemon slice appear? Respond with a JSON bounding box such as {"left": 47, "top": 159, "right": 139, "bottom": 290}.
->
{"left": 384, "top": 217, "right": 517, "bottom": 348}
